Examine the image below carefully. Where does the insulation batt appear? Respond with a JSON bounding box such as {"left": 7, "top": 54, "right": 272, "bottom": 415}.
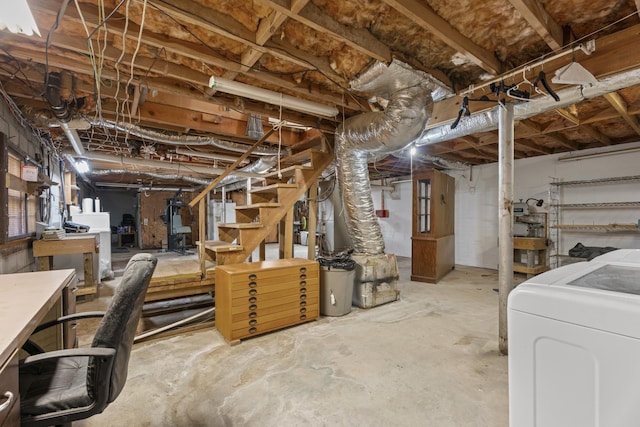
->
{"left": 336, "top": 79, "right": 433, "bottom": 255}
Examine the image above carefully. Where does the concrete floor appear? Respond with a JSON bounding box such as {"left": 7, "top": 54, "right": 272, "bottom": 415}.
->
{"left": 76, "top": 250, "right": 513, "bottom": 427}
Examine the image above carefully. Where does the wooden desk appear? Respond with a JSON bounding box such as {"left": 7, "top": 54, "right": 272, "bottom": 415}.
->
{"left": 33, "top": 235, "right": 99, "bottom": 296}
{"left": 0, "top": 269, "right": 77, "bottom": 426}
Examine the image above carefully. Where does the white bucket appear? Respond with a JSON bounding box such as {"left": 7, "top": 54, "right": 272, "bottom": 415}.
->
{"left": 82, "top": 198, "right": 94, "bottom": 213}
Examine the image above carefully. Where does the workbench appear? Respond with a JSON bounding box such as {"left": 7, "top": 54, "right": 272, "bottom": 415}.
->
{"left": 33, "top": 235, "right": 99, "bottom": 298}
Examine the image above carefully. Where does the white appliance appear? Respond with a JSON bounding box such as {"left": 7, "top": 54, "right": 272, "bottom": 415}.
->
{"left": 70, "top": 211, "right": 113, "bottom": 280}
{"left": 508, "top": 249, "right": 640, "bottom": 427}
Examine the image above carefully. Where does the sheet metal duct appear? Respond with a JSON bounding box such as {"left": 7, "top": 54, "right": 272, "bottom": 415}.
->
{"left": 215, "top": 156, "right": 277, "bottom": 190}
{"left": 90, "top": 120, "right": 284, "bottom": 156}
{"left": 417, "top": 68, "right": 640, "bottom": 146}
{"left": 89, "top": 170, "right": 210, "bottom": 186}
{"left": 336, "top": 60, "right": 437, "bottom": 255}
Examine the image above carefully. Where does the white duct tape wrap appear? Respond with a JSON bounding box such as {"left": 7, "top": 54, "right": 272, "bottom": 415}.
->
{"left": 336, "top": 67, "right": 434, "bottom": 255}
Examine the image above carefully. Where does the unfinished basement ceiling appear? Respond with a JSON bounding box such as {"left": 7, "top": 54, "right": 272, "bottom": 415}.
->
{"left": 0, "top": 0, "right": 639, "bottom": 186}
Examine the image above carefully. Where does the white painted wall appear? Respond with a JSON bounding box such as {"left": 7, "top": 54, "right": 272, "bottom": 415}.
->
{"left": 372, "top": 141, "right": 640, "bottom": 269}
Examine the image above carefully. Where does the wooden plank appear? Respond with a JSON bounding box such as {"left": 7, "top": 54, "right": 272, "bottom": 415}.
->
{"left": 33, "top": 237, "right": 97, "bottom": 257}
{"left": 507, "top": 0, "right": 564, "bottom": 50}
{"left": 262, "top": 0, "right": 390, "bottom": 62}
{"left": 383, "top": 0, "right": 502, "bottom": 74}
{"left": 513, "top": 237, "right": 547, "bottom": 250}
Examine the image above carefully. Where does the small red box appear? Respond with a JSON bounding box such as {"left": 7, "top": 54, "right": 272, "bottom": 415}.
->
{"left": 375, "top": 209, "right": 389, "bottom": 218}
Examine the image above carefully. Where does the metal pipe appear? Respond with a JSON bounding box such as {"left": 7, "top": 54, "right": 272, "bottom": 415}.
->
{"left": 417, "top": 68, "right": 640, "bottom": 146}
{"left": 65, "top": 151, "right": 260, "bottom": 178}
{"left": 91, "top": 120, "right": 284, "bottom": 156}
{"left": 498, "top": 102, "right": 514, "bottom": 356}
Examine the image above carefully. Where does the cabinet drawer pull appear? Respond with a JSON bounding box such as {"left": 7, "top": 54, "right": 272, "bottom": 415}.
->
{"left": 249, "top": 304, "right": 257, "bottom": 311}
{"left": 299, "top": 274, "right": 307, "bottom": 280}
{"left": 0, "top": 391, "right": 14, "bottom": 412}
{"left": 248, "top": 296, "right": 257, "bottom": 303}
{"left": 300, "top": 294, "right": 306, "bottom": 300}
{"left": 300, "top": 307, "right": 307, "bottom": 313}
{"left": 71, "top": 286, "right": 79, "bottom": 294}
{"left": 249, "top": 319, "right": 257, "bottom": 326}
{"left": 249, "top": 327, "right": 257, "bottom": 334}
{"left": 299, "top": 280, "right": 307, "bottom": 286}
{"left": 300, "top": 301, "right": 307, "bottom": 307}
{"left": 300, "top": 267, "right": 307, "bottom": 273}
{"left": 300, "top": 314, "right": 307, "bottom": 320}
{"left": 248, "top": 281, "right": 257, "bottom": 288}
{"left": 248, "top": 274, "right": 257, "bottom": 280}
{"left": 249, "top": 289, "right": 257, "bottom": 296}
{"left": 249, "top": 312, "right": 257, "bottom": 319}
{"left": 299, "top": 287, "right": 307, "bottom": 294}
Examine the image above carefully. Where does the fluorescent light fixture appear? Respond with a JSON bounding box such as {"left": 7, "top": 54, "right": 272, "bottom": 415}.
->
{"left": 0, "top": 0, "right": 41, "bottom": 36}
{"left": 209, "top": 76, "right": 338, "bottom": 118}
{"left": 74, "top": 160, "right": 90, "bottom": 174}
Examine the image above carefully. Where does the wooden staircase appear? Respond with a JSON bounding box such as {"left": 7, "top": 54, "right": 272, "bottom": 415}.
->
{"left": 203, "top": 148, "right": 333, "bottom": 265}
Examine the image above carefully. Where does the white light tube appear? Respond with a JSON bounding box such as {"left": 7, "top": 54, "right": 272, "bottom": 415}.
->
{"left": 209, "top": 76, "right": 338, "bottom": 118}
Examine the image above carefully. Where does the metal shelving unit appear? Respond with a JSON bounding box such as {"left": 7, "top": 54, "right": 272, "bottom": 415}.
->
{"left": 549, "top": 175, "right": 640, "bottom": 268}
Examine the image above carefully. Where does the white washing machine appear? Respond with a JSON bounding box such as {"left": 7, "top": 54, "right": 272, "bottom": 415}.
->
{"left": 508, "top": 249, "right": 640, "bottom": 427}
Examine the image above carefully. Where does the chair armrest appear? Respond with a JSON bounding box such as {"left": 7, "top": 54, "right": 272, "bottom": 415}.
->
{"left": 21, "top": 347, "right": 116, "bottom": 367}
{"left": 32, "top": 311, "right": 106, "bottom": 334}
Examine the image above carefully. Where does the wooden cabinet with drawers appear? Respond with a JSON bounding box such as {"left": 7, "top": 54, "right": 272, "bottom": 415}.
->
{"left": 215, "top": 258, "right": 319, "bottom": 343}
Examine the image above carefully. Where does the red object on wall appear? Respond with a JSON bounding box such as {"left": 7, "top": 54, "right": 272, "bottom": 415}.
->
{"left": 375, "top": 209, "right": 389, "bottom": 218}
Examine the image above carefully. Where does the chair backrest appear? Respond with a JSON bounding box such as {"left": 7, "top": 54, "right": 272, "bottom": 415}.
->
{"left": 89, "top": 253, "right": 157, "bottom": 402}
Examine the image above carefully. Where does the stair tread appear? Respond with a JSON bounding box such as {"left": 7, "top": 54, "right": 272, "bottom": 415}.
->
{"left": 236, "top": 202, "right": 281, "bottom": 209}
{"left": 262, "top": 165, "right": 311, "bottom": 179}
{"left": 250, "top": 183, "right": 298, "bottom": 193}
{"left": 281, "top": 148, "right": 326, "bottom": 165}
{"left": 201, "top": 241, "right": 243, "bottom": 253}
{"left": 218, "top": 223, "right": 263, "bottom": 229}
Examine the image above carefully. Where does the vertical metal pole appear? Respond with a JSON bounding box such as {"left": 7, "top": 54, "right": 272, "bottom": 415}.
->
{"left": 498, "top": 102, "right": 514, "bottom": 355}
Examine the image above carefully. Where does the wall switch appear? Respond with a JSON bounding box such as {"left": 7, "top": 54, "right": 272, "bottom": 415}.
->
{"left": 143, "top": 218, "right": 148, "bottom": 225}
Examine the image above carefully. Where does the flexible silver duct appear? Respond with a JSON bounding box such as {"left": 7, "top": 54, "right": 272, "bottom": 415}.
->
{"left": 336, "top": 60, "right": 436, "bottom": 255}
{"left": 216, "top": 156, "right": 277, "bottom": 190}
{"left": 89, "top": 119, "right": 284, "bottom": 156}
{"left": 89, "top": 170, "right": 210, "bottom": 186}
{"left": 417, "top": 68, "right": 640, "bottom": 146}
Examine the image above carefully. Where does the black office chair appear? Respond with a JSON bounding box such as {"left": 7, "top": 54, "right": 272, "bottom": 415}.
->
{"left": 19, "top": 253, "right": 158, "bottom": 427}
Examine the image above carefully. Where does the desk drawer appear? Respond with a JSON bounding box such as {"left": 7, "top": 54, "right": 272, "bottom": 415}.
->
{"left": 0, "top": 351, "right": 19, "bottom": 427}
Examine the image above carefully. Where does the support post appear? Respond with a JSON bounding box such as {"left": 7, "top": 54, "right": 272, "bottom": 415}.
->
{"left": 199, "top": 199, "right": 206, "bottom": 278}
{"left": 307, "top": 181, "right": 318, "bottom": 260}
{"left": 498, "top": 101, "right": 514, "bottom": 356}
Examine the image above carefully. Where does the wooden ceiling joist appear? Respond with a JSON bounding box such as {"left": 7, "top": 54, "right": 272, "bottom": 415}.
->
{"left": 603, "top": 92, "right": 640, "bottom": 137}
{"left": 507, "top": 0, "right": 564, "bottom": 50}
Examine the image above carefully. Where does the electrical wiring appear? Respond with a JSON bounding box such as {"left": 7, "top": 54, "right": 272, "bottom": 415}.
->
{"left": 122, "top": 0, "right": 148, "bottom": 122}
{"left": 112, "top": 0, "right": 131, "bottom": 130}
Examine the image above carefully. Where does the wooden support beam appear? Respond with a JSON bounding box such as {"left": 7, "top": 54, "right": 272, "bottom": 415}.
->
{"left": 604, "top": 92, "right": 640, "bottom": 136}
{"left": 261, "top": 0, "right": 391, "bottom": 62}
{"left": 507, "top": 0, "right": 564, "bottom": 50}
{"left": 580, "top": 124, "right": 612, "bottom": 145}
{"left": 307, "top": 180, "right": 318, "bottom": 261}
{"left": 382, "top": 0, "right": 502, "bottom": 74}
{"left": 199, "top": 200, "right": 206, "bottom": 276}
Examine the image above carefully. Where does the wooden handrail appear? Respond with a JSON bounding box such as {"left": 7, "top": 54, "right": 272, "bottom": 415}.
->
{"left": 188, "top": 127, "right": 276, "bottom": 208}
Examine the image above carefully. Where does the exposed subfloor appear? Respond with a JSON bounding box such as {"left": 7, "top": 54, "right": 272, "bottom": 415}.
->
{"left": 76, "top": 249, "right": 515, "bottom": 427}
